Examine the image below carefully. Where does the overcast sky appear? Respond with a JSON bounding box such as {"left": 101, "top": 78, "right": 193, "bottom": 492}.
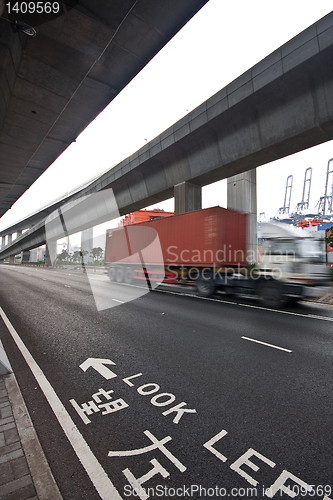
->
{"left": 1, "top": 0, "right": 332, "bottom": 235}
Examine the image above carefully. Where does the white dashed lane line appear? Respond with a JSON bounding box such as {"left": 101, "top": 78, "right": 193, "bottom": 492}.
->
{"left": 241, "top": 336, "right": 292, "bottom": 353}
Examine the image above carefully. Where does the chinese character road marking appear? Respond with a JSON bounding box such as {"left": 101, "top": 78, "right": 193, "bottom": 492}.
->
{"left": 108, "top": 429, "right": 186, "bottom": 472}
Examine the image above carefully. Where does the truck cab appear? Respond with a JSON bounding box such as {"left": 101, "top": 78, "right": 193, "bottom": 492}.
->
{"left": 257, "top": 222, "right": 329, "bottom": 306}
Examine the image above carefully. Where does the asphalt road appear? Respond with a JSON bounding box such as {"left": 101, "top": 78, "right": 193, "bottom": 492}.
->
{"left": 0, "top": 264, "right": 333, "bottom": 500}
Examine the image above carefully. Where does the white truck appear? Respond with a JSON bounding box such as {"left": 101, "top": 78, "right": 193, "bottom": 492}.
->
{"left": 197, "top": 221, "right": 329, "bottom": 307}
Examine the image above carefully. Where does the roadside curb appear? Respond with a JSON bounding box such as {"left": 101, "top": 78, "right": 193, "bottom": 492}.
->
{"left": 2, "top": 373, "right": 63, "bottom": 500}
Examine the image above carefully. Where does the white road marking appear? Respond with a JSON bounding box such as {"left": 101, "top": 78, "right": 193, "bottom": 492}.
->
{"left": 80, "top": 358, "right": 118, "bottom": 380}
{"left": 112, "top": 299, "right": 125, "bottom": 303}
{"left": 3, "top": 265, "right": 333, "bottom": 322}
{"left": 241, "top": 336, "right": 292, "bottom": 353}
{"left": 0, "top": 307, "right": 123, "bottom": 500}
{"left": 153, "top": 287, "right": 333, "bottom": 322}
{"left": 306, "top": 314, "right": 333, "bottom": 321}
{"left": 203, "top": 429, "right": 228, "bottom": 462}
{"left": 108, "top": 430, "right": 186, "bottom": 472}
{"left": 64, "top": 285, "right": 71, "bottom": 288}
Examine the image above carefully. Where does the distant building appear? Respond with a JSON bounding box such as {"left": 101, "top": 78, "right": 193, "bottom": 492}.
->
{"left": 28, "top": 247, "right": 45, "bottom": 261}
{"left": 37, "top": 247, "right": 45, "bottom": 261}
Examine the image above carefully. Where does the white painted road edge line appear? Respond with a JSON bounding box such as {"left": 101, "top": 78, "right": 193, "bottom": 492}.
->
{"left": 154, "top": 287, "right": 333, "bottom": 322}
{"left": 0, "top": 307, "right": 123, "bottom": 500}
{"left": 241, "top": 336, "right": 292, "bottom": 353}
{"left": 306, "top": 313, "right": 333, "bottom": 321}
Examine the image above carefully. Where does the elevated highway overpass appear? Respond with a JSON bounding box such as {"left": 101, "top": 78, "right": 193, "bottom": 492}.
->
{"left": 0, "top": 0, "right": 208, "bottom": 218}
{"left": 1, "top": 11, "right": 333, "bottom": 262}
{"left": 0, "top": 175, "right": 99, "bottom": 242}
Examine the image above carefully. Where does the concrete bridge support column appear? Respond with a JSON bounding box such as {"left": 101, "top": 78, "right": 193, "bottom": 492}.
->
{"left": 8, "top": 234, "right": 12, "bottom": 245}
{"left": 81, "top": 228, "right": 93, "bottom": 264}
{"left": 174, "top": 181, "right": 201, "bottom": 214}
{"left": 9, "top": 255, "right": 15, "bottom": 264}
{"left": 1, "top": 236, "right": 5, "bottom": 249}
{"left": 227, "top": 169, "right": 257, "bottom": 265}
{"left": 21, "top": 250, "right": 30, "bottom": 263}
{"left": 45, "top": 241, "right": 57, "bottom": 266}
{"left": 30, "top": 248, "right": 38, "bottom": 262}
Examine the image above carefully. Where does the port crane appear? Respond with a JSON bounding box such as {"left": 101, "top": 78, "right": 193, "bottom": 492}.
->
{"left": 317, "top": 158, "right": 333, "bottom": 215}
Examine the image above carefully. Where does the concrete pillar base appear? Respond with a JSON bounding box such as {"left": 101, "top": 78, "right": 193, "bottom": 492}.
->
{"left": 45, "top": 240, "right": 57, "bottom": 266}
{"left": 81, "top": 228, "right": 93, "bottom": 264}
{"left": 174, "top": 181, "right": 201, "bottom": 214}
{"left": 9, "top": 255, "right": 15, "bottom": 264}
{"left": 21, "top": 250, "right": 30, "bottom": 263}
{"left": 227, "top": 169, "right": 257, "bottom": 265}
{"left": 29, "top": 248, "right": 38, "bottom": 262}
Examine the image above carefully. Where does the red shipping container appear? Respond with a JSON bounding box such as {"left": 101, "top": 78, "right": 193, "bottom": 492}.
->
{"left": 105, "top": 206, "right": 248, "bottom": 268}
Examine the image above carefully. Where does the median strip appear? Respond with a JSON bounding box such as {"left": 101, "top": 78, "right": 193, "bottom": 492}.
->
{"left": 241, "top": 336, "right": 292, "bottom": 353}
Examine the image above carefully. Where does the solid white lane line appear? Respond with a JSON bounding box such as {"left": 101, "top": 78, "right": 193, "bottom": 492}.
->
{"left": 154, "top": 288, "right": 333, "bottom": 322}
{"left": 307, "top": 314, "right": 333, "bottom": 321}
{"left": 112, "top": 299, "right": 125, "bottom": 303}
{"left": 0, "top": 307, "right": 123, "bottom": 500}
{"left": 241, "top": 336, "right": 292, "bottom": 353}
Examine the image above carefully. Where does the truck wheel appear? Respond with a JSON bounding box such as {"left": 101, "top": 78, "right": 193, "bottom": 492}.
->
{"left": 108, "top": 266, "right": 116, "bottom": 281}
{"left": 125, "top": 267, "right": 134, "bottom": 284}
{"left": 116, "top": 267, "right": 124, "bottom": 283}
{"left": 259, "top": 280, "right": 283, "bottom": 308}
{"left": 196, "top": 276, "right": 216, "bottom": 298}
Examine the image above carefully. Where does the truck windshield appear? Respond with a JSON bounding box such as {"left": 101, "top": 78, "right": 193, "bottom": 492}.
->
{"left": 296, "top": 239, "right": 325, "bottom": 263}
{"left": 263, "top": 239, "right": 295, "bottom": 255}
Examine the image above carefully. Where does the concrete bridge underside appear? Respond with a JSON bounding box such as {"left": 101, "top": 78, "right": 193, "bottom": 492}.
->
{"left": 1, "top": 12, "right": 333, "bottom": 261}
{"left": 0, "top": 0, "right": 208, "bottom": 218}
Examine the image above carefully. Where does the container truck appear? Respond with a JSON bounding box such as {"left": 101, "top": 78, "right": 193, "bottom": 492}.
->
{"left": 104, "top": 206, "right": 329, "bottom": 307}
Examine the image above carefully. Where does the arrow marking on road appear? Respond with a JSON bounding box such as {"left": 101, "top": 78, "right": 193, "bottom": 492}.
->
{"left": 80, "top": 358, "right": 118, "bottom": 379}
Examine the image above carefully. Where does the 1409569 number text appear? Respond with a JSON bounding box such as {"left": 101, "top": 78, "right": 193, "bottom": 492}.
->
{"left": 5, "top": 1, "right": 60, "bottom": 15}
